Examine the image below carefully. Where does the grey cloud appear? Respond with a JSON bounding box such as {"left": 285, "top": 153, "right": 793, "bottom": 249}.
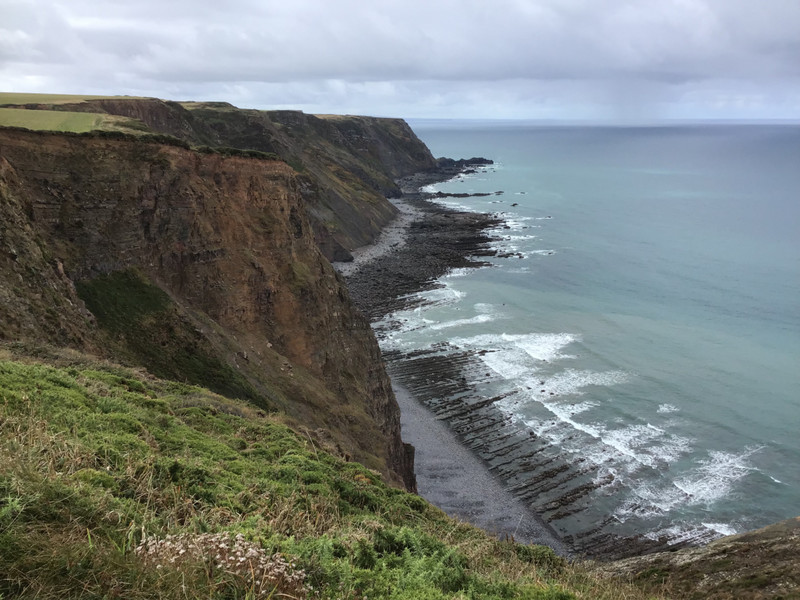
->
{"left": 1, "top": 0, "right": 798, "bottom": 118}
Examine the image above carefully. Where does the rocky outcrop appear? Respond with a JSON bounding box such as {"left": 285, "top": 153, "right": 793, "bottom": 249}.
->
{"left": 171, "top": 107, "right": 438, "bottom": 261}
{"left": 15, "top": 98, "right": 439, "bottom": 261}
{"left": 597, "top": 516, "right": 800, "bottom": 599}
{"left": 0, "top": 127, "right": 414, "bottom": 489}
{"left": 0, "top": 154, "right": 96, "bottom": 349}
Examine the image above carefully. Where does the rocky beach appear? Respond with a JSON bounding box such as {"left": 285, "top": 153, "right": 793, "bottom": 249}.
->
{"left": 337, "top": 164, "right": 571, "bottom": 555}
{"left": 337, "top": 162, "right": 719, "bottom": 560}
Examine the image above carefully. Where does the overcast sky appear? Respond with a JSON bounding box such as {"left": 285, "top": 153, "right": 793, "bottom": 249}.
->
{"left": 2, "top": 0, "right": 799, "bottom": 120}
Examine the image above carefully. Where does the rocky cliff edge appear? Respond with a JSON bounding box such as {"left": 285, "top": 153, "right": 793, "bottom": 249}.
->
{"left": 0, "top": 127, "right": 414, "bottom": 489}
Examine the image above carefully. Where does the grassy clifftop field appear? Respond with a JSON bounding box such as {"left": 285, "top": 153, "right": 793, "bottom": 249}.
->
{"left": 0, "top": 94, "right": 150, "bottom": 134}
{"left": 0, "top": 346, "right": 660, "bottom": 600}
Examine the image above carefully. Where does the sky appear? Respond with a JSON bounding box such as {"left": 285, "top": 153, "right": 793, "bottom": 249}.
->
{"left": 2, "top": 0, "right": 800, "bottom": 120}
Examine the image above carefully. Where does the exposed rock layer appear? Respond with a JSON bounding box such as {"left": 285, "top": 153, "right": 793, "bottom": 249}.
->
{"left": 25, "top": 98, "right": 439, "bottom": 261}
{"left": 0, "top": 127, "right": 414, "bottom": 488}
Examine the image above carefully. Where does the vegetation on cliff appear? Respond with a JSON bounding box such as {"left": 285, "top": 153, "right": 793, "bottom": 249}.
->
{"left": 0, "top": 347, "right": 661, "bottom": 599}
{"left": 1, "top": 94, "right": 797, "bottom": 598}
{"left": 0, "top": 126, "right": 412, "bottom": 488}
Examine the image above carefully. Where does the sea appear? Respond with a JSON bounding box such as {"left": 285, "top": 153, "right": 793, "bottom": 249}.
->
{"left": 383, "top": 120, "right": 800, "bottom": 548}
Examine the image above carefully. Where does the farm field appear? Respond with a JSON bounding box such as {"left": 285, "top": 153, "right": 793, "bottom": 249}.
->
{"left": 0, "top": 107, "right": 109, "bottom": 132}
{"left": 0, "top": 92, "right": 144, "bottom": 105}
{"left": 0, "top": 106, "right": 149, "bottom": 134}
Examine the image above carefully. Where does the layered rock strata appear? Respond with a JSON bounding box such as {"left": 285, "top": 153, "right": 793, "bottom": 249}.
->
{"left": 342, "top": 175, "right": 726, "bottom": 559}
{"left": 0, "top": 127, "right": 414, "bottom": 488}
{"left": 7, "top": 98, "right": 439, "bottom": 261}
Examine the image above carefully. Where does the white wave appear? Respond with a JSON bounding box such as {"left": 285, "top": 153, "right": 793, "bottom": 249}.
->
{"left": 449, "top": 332, "right": 579, "bottom": 362}
{"left": 702, "top": 522, "right": 737, "bottom": 536}
{"left": 657, "top": 403, "right": 680, "bottom": 414}
{"left": 514, "top": 333, "right": 579, "bottom": 362}
{"left": 532, "top": 368, "right": 627, "bottom": 396}
{"left": 425, "top": 197, "right": 482, "bottom": 213}
{"left": 560, "top": 400, "right": 598, "bottom": 416}
{"left": 615, "top": 483, "right": 690, "bottom": 519}
{"left": 495, "top": 217, "right": 532, "bottom": 231}
{"left": 673, "top": 446, "right": 763, "bottom": 505}
{"left": 495, "top": 234, "right": 538, "bottom": 242}
{"left": 443, "top": 267, "right": 475, "bottom": 279}
{"left": 597, "top": 424, "right": 692, "bottom": 471}
{"left": 388, "top": 302, "right": 502, "bottom": 334}
{"left": 428, "top": 312, "right": 499, "bottom": 331}
{"left": 478, "top": 348, "right": 533, "bottom": 380}
{"left": 643, "top": 523, "right": 726, "bottom": 545}
{"left": 400, "top": 284, "right": 466, "bottom": 306}
{"left": 611, "top": 446, "right": 754, "bottom": 526}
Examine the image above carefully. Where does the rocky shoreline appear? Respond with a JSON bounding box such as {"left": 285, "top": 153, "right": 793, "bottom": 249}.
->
{"left": 337, "top": 162, "right": 570, "bottom": 554}
{"left": 337, "top": 161, "right": 718, "bottom": 561}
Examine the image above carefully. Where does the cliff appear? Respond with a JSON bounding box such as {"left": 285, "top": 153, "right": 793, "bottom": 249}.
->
{"left": 0, "top": 126, "right": 413, "bottom": 488}
{"left": 2, "top": 96, "right": 797, "bottom": 598}
{"left": 9, "top": 97, "right": 438, "bottom": 261}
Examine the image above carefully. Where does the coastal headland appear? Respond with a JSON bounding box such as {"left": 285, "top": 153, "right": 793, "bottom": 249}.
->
{"left": 1, "top": 94, "right": 797, "bottom": 599}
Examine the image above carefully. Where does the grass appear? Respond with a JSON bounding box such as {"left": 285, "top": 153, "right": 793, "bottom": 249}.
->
{"left": 0, "top": 107, "right": 148, "bottom": 134}
{"left": 0, "top": 92, "right": 146, "bottom": 105}
{"left": 0, "top": 349, "right": 666, "bottom": 599}
{"left": 0, "top": 108, "right": 106, "bottom": 132}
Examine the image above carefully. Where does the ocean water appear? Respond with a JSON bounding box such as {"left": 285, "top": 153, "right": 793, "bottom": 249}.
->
{"left": 386, "top": 121, "right": 800, "bottom": 546}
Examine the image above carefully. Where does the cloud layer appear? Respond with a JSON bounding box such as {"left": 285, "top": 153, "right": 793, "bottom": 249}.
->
{"left": 2, "top": 0, "right": 799, "bottom": 118}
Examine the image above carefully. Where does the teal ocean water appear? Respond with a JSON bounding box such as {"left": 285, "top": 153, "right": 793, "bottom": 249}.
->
{"left": 387, "top": 121, "right": 800, "bottom": 545}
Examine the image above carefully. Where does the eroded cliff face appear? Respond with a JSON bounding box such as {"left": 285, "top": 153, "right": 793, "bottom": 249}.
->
{"left": 22, "top": 98, "right": 438, "bottom": 261}
{"left": 0, "top": 127, "right": 414, "bottom": 488}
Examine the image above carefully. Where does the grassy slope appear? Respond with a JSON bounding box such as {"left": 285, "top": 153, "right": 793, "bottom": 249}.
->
{"left": 0, "top": 347, "right": 663, "bottom": 600}
{"left": 74, "top": 270, "right": 264, "bottom": 408}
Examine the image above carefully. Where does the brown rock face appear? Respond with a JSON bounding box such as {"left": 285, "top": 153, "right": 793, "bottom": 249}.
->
{"left": 33, "top": 99, "right": 438, "bottom": 261}
{"left": 0, "top": 127, "right": 414, "bottom": 489}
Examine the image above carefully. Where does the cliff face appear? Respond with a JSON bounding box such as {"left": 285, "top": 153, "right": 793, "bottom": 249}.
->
{"left": 0, "top": 154, "right": 95, "bottom": 349}
{"left": 0, "top": 127, "right": 414, "bottom": 488}
{"left": 39, "top": 99, "right": 438, "bottom": 261}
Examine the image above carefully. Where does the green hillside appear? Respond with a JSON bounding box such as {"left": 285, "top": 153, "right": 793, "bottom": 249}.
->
{"left": 0, "top": 93, "right": 144, "bottom": 105}
{"left": 0, "top": 346, "right": 662, "bottom": 599}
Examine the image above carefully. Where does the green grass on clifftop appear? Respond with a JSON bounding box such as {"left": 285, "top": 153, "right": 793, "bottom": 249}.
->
{"left": 0, "top": 107, "right": 148, "bottom": 134}
{"left": 0, "top": 107, "right": 106, "bottom": 132}
{"left": 0, "top": 347, "right": 666, "bottom": 599}
{"left": 0, "top": 93, "right": 144, "bottom": 105}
